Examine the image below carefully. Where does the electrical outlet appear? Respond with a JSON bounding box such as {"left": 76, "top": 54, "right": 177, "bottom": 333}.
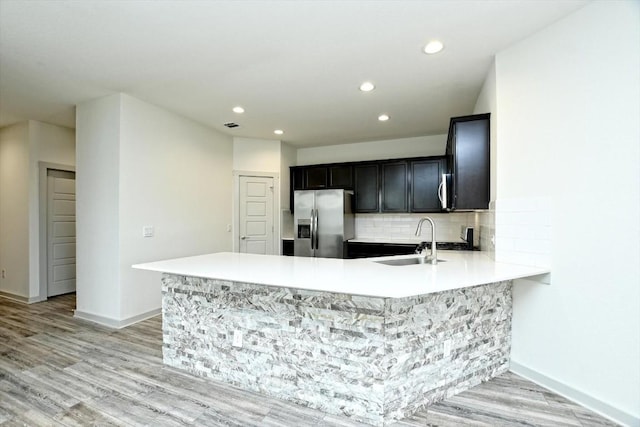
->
{"left": 1, "top": 269, "right": 5, "bottom": 279}
{"left": 232, "top": 330, "right": 243, "bottom": 348}
{"left": 443, "top": 340, "right": 452, "bottom": 357}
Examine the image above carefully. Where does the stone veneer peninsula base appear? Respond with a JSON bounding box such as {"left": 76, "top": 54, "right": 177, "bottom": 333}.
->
{"left": 161, "top": 273, "right": 513, "bottom": 426}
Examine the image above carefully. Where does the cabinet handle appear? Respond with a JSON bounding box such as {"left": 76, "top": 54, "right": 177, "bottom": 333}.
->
{"left": 438, "top": 174, "right": 448, "bottom": 210}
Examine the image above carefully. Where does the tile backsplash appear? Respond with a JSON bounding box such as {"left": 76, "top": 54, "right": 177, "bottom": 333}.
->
{"left": 476, "top": 204, "right": 496, "bottom": 258}
{"left": 355, "top": 213, "right": 478, "bottom": 245}
{"left": 494, "top": 197, "right": 552, "bottom": 268}
{"left": 282, "top": 210, "right": 489, "bottom": 249}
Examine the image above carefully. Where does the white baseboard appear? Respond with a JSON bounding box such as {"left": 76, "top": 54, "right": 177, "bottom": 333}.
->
{"left": 510, "top": 361, "right": 639, "bottom": 427}
{"left": 0, "top": 290, "right": 42, "bottom": 304}
{"left": 74, "top": 308, "right": 161, "bottom": 329}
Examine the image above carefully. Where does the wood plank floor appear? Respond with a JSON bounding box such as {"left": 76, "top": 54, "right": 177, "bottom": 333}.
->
{"left": 0, "top": 293, "right": 618, "bottom": 426}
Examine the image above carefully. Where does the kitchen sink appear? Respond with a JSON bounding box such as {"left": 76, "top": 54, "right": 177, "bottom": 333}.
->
{"left": 374, "top": 257, "right": 446, "bottom": 266}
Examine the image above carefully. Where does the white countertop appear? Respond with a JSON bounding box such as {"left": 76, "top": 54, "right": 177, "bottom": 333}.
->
{"left": 133, "top": 252, "right": 549, "bottom": 299}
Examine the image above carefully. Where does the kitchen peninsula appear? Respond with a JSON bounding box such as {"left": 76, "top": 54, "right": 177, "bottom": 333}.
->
{"left": 134, "top": 252, "right": 548, "bottom": 426}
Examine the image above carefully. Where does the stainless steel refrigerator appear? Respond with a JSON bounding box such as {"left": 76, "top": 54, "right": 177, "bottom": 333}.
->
{"left": 294, "top": 189, "right": 354, "bottom": 258}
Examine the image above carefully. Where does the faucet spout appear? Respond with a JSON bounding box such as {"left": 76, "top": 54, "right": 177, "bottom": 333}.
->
{"left": 415, "top": 217, "right": 437, "bottom": 264}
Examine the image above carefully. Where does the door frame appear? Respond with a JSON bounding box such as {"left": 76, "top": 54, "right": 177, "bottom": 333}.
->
{"left": 38, "top": 161, "right": 75, "bottom": 302}
{"left": 232, "top": 171, "right": 280, "bottom": 255}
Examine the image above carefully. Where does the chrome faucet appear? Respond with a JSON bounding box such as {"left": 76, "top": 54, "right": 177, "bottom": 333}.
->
{"left": 415, "top": 217, "right": 437, "bottom": 264}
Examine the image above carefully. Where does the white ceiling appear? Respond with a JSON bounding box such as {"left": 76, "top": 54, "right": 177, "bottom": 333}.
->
{"left": 0, "top": 0, "right": 587, "bottom": 148}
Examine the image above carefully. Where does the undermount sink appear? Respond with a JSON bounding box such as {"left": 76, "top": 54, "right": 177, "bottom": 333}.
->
{"left": 374, "top": 257, "right": 446, "bottom": 266}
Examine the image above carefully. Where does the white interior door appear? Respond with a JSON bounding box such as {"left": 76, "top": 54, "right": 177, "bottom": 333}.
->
{"left": 47, "top": 169, "right": 76, "bottom": 297}
{"left": 239, "top": 176, "right": 274, "bottom": 255}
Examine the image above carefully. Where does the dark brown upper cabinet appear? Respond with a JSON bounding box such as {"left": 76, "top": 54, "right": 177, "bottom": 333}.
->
{"left": 304, "top": 166, "right": 328, "bottom": 189}
{"left": 445, "top": 113, "right": 490, "bottom": 210}
{"left": 328, "top": 164, "right": 353, "bottom": 188}
{"left": 292, "top": 167, "right": 305, "bottom": 191}
{"left": 290, "top": 156, "right": 447, "bottom": 214}
{"left": 353, "top": 164, "right": 379, "bottom": 213}
{"left": 381, "top": 161, "right": 408, "bottom": 213}
{"left": 410, "top": 158, "right": 445, "bottom": 212}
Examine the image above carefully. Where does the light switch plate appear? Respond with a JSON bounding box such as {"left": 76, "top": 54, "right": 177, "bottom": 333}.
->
{"left": 143, "top": 226, "right": 154, "bottom": 237}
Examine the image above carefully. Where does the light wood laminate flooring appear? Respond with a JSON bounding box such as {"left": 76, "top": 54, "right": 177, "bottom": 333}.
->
{"left": 0, "top": 294, "right": 618, "bottom": 426}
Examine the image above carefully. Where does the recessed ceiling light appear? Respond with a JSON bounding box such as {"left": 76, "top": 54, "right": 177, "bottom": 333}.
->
{"left": 274, "top": 129, "right": 284, "bottom": 135}
{"left": 232, "top": 106, "right": 245, "bottom": 114}
{"left": 423, "top": 40, "right": 444, "bottom": 54}
{"left": 359, "top": 81, "right": 375, "bottom": 92}
{"left": 378, "top": 114, "right": 390, "bottom": 122}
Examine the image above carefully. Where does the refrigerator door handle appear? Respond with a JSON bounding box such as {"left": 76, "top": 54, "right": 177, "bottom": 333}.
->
{"left": 313, "top": 209, "right": 319, "bottom": 249}
{"left": 310, "top": 209, "right": 315, "bottom": 251}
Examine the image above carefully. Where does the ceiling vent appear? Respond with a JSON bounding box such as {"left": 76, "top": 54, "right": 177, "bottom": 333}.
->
{"left": 224, "top": 122, "right": 239, "bottom": 128}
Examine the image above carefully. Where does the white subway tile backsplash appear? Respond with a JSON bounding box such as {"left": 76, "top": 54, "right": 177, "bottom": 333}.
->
{"left": 477, "top": 209, "right": 495, "bottom": 257}
{"left": 495, "top": 197, "right": 552, "bottom": 268}
{"left": 532, "top": 253, "right": 552, "bottom": 268}
{"left": 355, "top": 212, "right": 476, "bottom": 244}
{"left": 515, "top": 238, "right": 550, "bottom": 254}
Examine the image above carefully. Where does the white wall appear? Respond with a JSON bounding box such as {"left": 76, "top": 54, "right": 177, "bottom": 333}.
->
{"left": 0, "top": 120, "right": 75, "bottom": 301}
{"left": 0, "top": 122, "right": 29, "bottom": 298}
{"left": 280, "top": 142, "right": 297, "bottom": 210}
{"left": 119, "top": 94, "right": 233, "bottom": 320}
{"left": 77, "top": 94, "right": 233, "bottom": 324}
{"left": 233, "top": 137, "right": 281, "bottom": 172}
{"left": 494, "top": 1, "right": 639, "bottom": 424}
{"left": 296, "top": 134, "right": 446, "bottom": 165}
{"left": 76, "top": 94, "right": 122, "bottom": 320}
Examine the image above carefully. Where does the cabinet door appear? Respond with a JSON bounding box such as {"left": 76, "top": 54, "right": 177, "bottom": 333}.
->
{"left": 410, "top": 159, "right": 444, "bottom": 212}
{"left": 291, "top": 167, "right": 305, "bottom": 190}
{"left": 354, "top": 164, "right": 379, "bottom": 212}
{"left": 329, "top": 164, "right": 353, "bottom": 188}
{"left": 282, "top": 239, "right": 294, "bottom": 256}
{"left": 305, "top": 167, "right": 328, "bottom": 189}
{"left": 381, "top": 161, "right": 408, "bottom": 212}
{"left": 453, "top": 116, "right": 489, "bottom": 210}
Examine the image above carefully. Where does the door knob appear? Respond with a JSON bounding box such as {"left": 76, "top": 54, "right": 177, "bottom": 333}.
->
{"left": 240, "top": 236, "right": 247, "bottom": 240}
